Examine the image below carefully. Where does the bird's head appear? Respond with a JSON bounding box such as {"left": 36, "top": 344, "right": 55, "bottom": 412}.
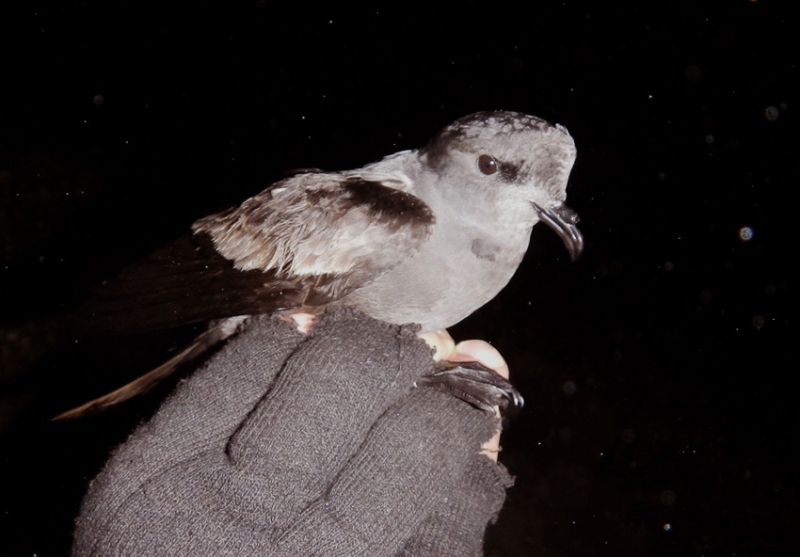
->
{"left": 419, "top": 110, "right": 584, "bottom": 261}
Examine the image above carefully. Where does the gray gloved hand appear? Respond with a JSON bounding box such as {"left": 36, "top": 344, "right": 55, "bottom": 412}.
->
{"left": 72, "top": 308, "right": 513, "bottom": 557}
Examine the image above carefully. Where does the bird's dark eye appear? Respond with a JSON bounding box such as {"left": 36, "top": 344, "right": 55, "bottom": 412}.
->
{"left": 477, "top": 154, "right": 498, "bottom": 175}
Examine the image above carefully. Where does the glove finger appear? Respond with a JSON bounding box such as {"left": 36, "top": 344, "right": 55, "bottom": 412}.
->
{"left": 223, "top": 308, "right": 434, "bottom": 530}
{"left": 397, "top": 454, "right": 514, "bottom": 557}
{"left": 273, "top": 388, "right": 501, "bottom": 557}
{"left": 133, "top": 316, "right": 304, "bottom": 455}
{"left": 72, "top": 315, "right": 306, "bottom": 556}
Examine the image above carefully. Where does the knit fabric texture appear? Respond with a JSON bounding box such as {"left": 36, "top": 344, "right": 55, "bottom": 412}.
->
{"left": 72, "top": 308, "right": 513, "bottom": 556}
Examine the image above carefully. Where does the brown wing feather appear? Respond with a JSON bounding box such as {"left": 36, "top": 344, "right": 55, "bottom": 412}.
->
{"left": 78, "top": 233, "right": 349, "bottom": 335}
{"left": 78, "top": 175, "right": 434, "bottom": 336}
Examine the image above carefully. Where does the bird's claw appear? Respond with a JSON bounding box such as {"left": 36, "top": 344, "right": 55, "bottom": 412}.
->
{"left": 415, "top": 360, "right": 524, "bottom": 417}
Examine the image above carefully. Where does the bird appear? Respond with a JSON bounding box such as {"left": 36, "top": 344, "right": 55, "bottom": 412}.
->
{"left": 55, "top": 110, "right": 584, "bottom": 419}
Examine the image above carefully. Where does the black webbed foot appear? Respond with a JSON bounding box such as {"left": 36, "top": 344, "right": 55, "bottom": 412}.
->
{"left": 415, "top": 360, "right": 524, "bottom": 417}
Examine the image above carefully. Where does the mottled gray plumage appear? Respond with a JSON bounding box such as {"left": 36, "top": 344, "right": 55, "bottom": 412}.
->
{"left": 57, "top": 111, "right": 583, "bottom": 419}
{"left": 194, "top": 110, "right": 582, "bottom": 331}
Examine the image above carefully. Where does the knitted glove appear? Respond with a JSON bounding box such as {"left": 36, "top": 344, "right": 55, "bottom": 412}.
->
{"left": 72, "top": 308, "right": 513, "bottom": 556}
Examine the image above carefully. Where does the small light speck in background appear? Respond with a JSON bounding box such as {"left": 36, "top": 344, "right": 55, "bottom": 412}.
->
{"left": 621, "top": 428, "right": 636, "bottom": 443}
{"left": 764, "top": 106, "right": 780, "bottom": 121}
{"left": 659, "top": 489, "right": 676, "bottom": 506}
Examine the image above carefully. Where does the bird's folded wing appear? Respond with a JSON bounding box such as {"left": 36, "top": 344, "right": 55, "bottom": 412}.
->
{"left": 79, "top": 174, "right": 435, "bottom": 335}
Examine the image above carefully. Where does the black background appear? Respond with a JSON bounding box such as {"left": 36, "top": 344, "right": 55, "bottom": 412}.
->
{"left": 0, "top": 1, "right": 794, "bottom": 555}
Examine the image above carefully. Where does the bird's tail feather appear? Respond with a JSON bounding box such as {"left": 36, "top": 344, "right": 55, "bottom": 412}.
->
{"left": 52, "top": 316, "right": 249, "bottom": 420}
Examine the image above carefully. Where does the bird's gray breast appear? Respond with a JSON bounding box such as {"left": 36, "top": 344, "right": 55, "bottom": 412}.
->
{"left": 339, "top": 214, "right": 531, "bottom": 332}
